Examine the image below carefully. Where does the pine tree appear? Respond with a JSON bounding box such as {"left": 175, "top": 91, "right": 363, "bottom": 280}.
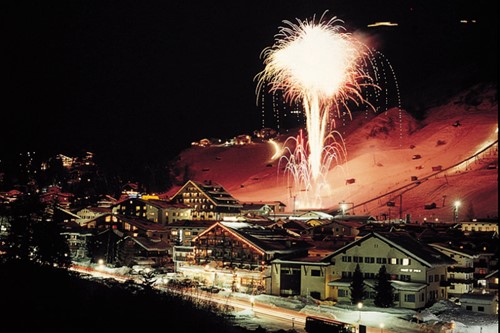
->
{"left": 32, "top": 218, "right": 72, "bottom": 268}
{"left": 3, "top": 196, "right": 71, "bottom": 268}
{"left": 2, "top": 195, "right": 40, "bottom": 264}
{"left": 350, "top": 263, "right": 365, "bottom": 304}
{"left": 374, "top": 265, "right": 394, "bottom": 308}
{"left": 3, "top": 212, "right": 33, "bottom": 263}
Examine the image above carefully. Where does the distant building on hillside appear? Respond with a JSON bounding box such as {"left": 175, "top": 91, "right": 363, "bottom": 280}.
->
{"left": 169, "top": 180, "right": 242, "bottom": 220}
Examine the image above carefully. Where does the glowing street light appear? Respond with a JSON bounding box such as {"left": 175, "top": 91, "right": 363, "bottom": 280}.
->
{"left": 454, "top": 200, "right": 461, "bottom": 223}
{"left": 379, "top": 322, "right": 385, "bottom": 333}
{"left": 357, "top": 302, "right": 363, "bottom": 323}
{"left": 340, "top": 202, "right": 348, "bottom": 216}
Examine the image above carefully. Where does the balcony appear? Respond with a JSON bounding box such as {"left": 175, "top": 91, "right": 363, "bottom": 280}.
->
{"left": 448, "top": 266, "right": 475, "bottom": 273}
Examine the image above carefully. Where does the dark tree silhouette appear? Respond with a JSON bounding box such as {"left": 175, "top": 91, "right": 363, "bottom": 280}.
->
{"left": 350, "top": 263, "right": 365, "bottom": 305}
{"left": 374, "top": 265, "right": 394, "bottom": 308}
{"left": 32, "top": 218, "right": 72, "bottom": 268}
{"left": 2, "top": 196, "right": 71, "bottom": 268}
{"left": 2, "top": 195, "right": 41, "bottom": 263}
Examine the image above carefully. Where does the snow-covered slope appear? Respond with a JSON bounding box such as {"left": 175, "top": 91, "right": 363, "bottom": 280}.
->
{"left": 168, "top": 84, "right": 498, "bottom": 222}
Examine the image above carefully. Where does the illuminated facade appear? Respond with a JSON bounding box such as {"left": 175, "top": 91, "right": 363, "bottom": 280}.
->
{"left": 270, "top": 232, "right": 457, "bottom": 309}
{"left": 325, "top": 232, "right": 456, "bottom": 309}
{"left": 112, "top": 197, "right": 191, "bottom": 225}
{"left": 170, "top": 180, "right": 242, "bottom": 220}
{"left": 188, "top": 221, "right": 313, "bottom": 293}
{"left": 429, "top": 243, "right": 478, "bottom": 297}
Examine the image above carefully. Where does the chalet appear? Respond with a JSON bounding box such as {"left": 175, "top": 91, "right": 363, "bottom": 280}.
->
{"left": 39, "top": 186, "right": 74, "bottom": 208}
{"left": 53, "top": 206, "right": 80, "bottom": 224}
{"left": 429, "top": 243, "right": 478, "bottom": 297}
{"left": 79, "top": 214, "right": 117, "bottom": 230}
{"left": 90, "top": 228, "right": 124, "bottom": 265}
{"left": 459, "top": 221, "right": 499, "bottom": 235}
{"left": 75, "top": 206, "right": 112, "bottom": 226}
{"left": 181, "top": 221, "right": 313, "bottom": 293}
{"left": 59, "top": 221, "right": 93, "bottom": 261}
{"left": 240, "top": 203, "right": 274, "bottom": 217}
{"left": 96, "top": 195, "right": 118, "bottom": 208}
{"left": 115, "top": 235, "right": 171, "bottom": 268}
{"left": 166, "top": 220, "right": 216, "bottom": 247}
{"left": 290, "top": 211, "right": 334, "bottom": 221}
{"left": 282, "top": 219, "right": 313, "bottom": 237}
{"left": 191, "top": 138, "right": 212, "bottom": 147}
{"left": 328, "top": 220, "right": 364, "bottom": 238}
{"left": 169, "top": 180, "right": 243, "bottom": 220}
{"left": 269, "top": 231, "right": 456, "bottom": 308}
{"left": 240, "top": 201, "right": 286, "bottom": 217}
{"left": 323, "top": 232, "right": 456, "bottom": 309}
{"left": 115, "top": 215, "right": 170, "bottom": 241}
{"left": 0, "top": 189, "right": 23, "bottom": 203}
{"left": 253, "top": 127, "right": 277, "bottom": 140}
{"left": 112, "top": 197, "right": 191, "bottom": 225}
{"left": 116, "top": 182, "right": 142, "bottom": 201}
{"left": 192, "top": 221, "right": 313, "bottom": 269}
{"left": 234, "top": 134, "right": 252, "bottom": 145}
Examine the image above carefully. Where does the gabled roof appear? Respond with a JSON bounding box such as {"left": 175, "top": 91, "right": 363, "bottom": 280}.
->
{"left": 290, "top": 211, "right": 333, "bottom": 220}
{"left": 323, "top": 231, "right": 456, "bottom": 267}
{"left": 332, "top": 215, "right": 377, "bottom": 222}
{"left": 124, "top": 236, "right": 170, "bottom": 252}
{"left": 193, "top": 221, "right": 314, "bottom": 255}
{"left": 142, "top": 198, "right": 189, "bottom": 209}
{"left": 171, "top": 180, "right": 242, "bottom": 208}
{"left": 429, "top": 243, "right": 480, "bottom": 258}
{"left": 283, "top": 220, "right": 313, "bottom": 231}
{"left": 59, "top": 220, "right": 92, "bottom": 235}
{"left": 241, "top": 203, "right": 273, "bottom": 211}
{"left": 116, "top": 215, "right": 169, "bottom": 232}
{"left": 165, "top": 220, "right": 216, "bottom": 228}
{"left": 56, "top": 206, "right": 80, "bottom": 219}
{"left": 330, "top": 220, "right": 365, "bottom": 229}
{"left": 240, "top": 201, "right": 286, "bottom": 208}
{"left": 83, "top": 206, "right": 112, "bottom": 214}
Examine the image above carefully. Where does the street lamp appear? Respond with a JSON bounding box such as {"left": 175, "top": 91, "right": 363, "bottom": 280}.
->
{"left": 454, "top": 200, "right": 461, "bottom": 223}
{"left": 340, "top": 202, "right": 348, "bottom": 216}
{"left": 379, "top": 322, "right": 384, "bottom": 333}
{"left": 357, "top": 302, "right": 363, "bottom": 323}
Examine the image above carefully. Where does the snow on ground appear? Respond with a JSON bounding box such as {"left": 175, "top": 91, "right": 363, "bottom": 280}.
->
{"left": 225, "top": 291, "right": 498, "bottom": 333}
{"left": 82, "top": 264, "right": 498, "bottom": 333}
{"left": 169, "top": 84, "right": 498, "bottom": 220}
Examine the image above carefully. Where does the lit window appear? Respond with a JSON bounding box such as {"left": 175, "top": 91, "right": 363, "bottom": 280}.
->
{"left": 402, "top": 258, "right": 410, "bottom": 266}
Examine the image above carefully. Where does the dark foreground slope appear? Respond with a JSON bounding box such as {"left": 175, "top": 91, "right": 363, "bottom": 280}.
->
{"left": 0, "top": 262, "right": 290, "bottom": 333}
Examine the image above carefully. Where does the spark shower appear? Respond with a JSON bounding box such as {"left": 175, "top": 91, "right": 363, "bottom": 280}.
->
{"left": 256, "top": 12, "right": 397, "bottom": 210}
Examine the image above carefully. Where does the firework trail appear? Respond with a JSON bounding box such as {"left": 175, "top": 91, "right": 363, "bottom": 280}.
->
{"left": 256, "top": 11, "right": 378, "bottom": 208}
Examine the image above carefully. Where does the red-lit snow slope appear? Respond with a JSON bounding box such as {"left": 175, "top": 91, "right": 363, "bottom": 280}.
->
{"left": 169, "top": 84, "right": 498, "bottom": 222}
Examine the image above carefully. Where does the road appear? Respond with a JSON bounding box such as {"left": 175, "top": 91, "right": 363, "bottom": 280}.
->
{"left": 71, "top": 265, "right": 426, "bottom": 333}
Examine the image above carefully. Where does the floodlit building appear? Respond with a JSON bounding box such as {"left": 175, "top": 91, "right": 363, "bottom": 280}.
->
{"left": 429, "top": 243, "right": 478, "bottom": 297}
{"left": 170, "top": 180, "right": 243, "bottom": 220}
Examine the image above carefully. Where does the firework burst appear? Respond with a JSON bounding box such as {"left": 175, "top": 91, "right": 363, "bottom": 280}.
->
{"left": 256, "top": 11, "right": 378, "bottom": 209}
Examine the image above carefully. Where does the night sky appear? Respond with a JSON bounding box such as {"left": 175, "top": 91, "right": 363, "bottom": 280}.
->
{"left": 3, "top": 0, "right": 497, "bottom": 169}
